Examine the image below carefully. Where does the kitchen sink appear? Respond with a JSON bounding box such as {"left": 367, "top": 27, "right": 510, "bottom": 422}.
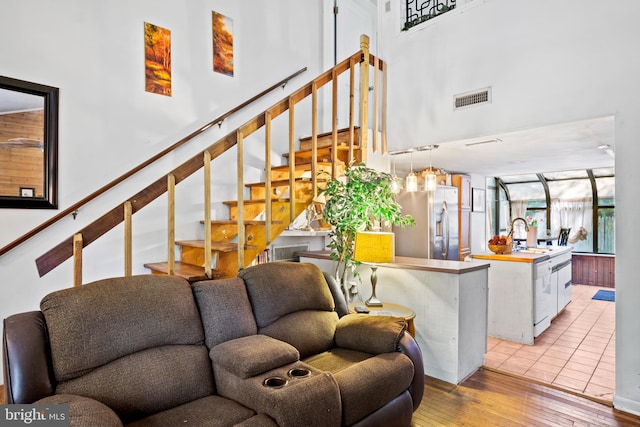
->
{"left": 517, "top": 248, "right": 553, "bottom": 254}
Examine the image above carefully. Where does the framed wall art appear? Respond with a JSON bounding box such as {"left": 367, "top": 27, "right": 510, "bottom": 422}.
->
{"left": 212, "top": 11, "right": 234, "bottom": 77}
{"left": 144, "top": 22, "right": 172, "bottom": 96}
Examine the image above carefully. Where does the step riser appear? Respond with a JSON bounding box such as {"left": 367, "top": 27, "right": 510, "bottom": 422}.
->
{"left": 299, "top": 127, "right": 361, "bottom": 151}
{"left": 249, "top": 182, "right": 326, "bottom": 201}
{"left": 227, "top": 200, "right": 298, "bottom": 221}
{"left": 270, "top": 163, "right": 333, "bottom": 180}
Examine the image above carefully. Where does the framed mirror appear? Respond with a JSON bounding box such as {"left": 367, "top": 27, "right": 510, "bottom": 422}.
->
{"left": 0, "top": 76, "right": 58, "bottom": 209}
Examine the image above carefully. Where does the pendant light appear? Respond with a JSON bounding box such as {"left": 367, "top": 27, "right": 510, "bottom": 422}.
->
{"left": 390, "top": 155, "right": 402, "bottom": 193}
{"left": 424, "top": 145, "right": 437, "bottom": 192}
{"left": 405, "top": 151, "right": 418, "bottom": 192}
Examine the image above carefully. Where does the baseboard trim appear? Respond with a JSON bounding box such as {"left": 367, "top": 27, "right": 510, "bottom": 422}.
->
{"left": 613, "top": 395, "right": 640, "bottom": 417}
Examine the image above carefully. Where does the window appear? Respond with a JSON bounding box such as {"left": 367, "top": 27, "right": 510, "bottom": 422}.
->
{"left": 402, "top": 0, "right": 456, "bottom": 31}
{"left": 496, "top": 169, "right": 614, "bottom": 254}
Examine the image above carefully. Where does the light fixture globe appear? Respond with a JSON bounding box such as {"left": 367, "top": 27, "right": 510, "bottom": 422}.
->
{"left": 424, "top": 144, "right": 439, "bottom": 192}
{"left": 405, "top": 172, "right": 418, "bottom": 192}
{"left": 425, "top": 171, "right": 437, "bottom": 191}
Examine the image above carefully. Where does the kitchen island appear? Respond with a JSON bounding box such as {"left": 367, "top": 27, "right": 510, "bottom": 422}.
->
{"left": 297, "top": 251, "right": 490, "bottom": 384}
{"left": 471, "top": 245, "right": 573, "bottom": 345}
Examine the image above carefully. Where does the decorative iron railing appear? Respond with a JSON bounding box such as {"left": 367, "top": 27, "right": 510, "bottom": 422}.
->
{"left": 403, "top": 0, "right": 456, "bottom": 31}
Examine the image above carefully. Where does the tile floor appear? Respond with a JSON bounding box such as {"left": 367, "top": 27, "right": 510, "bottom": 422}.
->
{"left": 484, "top": 284, "right": 616, "bottom": 402}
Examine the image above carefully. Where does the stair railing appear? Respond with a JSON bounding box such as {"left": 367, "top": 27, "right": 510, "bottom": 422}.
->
{"left": 35, "top": 34, "right": 386, "bottom": 284}
{"left": 0, "top": 67, "right": 307, "bottom": 260}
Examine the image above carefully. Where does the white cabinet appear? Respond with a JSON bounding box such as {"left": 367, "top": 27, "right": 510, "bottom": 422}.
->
{"left": 556, "top": 260, "right": 572, "bottom": 312}
{"left": 473, "top": 246, "right": 573, "bottom": 345}
{"left": 549, "top": 250, "right": 572, "bottom": 316}
{"left": 533, "top": 260, "right": 552, "bottom": 337}
{"left": 550, "top": 269, "right": 559, "bottom": 319}
{"left": 299, "top": 253, "right": 490, "bottom": 384}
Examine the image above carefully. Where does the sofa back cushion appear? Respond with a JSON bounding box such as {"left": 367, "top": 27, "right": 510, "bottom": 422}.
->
{"left": 41, "top": 275, "right": 205, "bottom": 382}
{"left": 239, "top": 262, "right": 335, "bottom": 328}
{"left": 192, "top": 277, "right": 258, "bottom": 348}
{"left": 238, "top": 262, "right": 338, "bottom": 357}
{"left": 40, "top": 275, "right": 213, "bottom": 422}
{"left": 55, "top": 345, "right": 214, "bottom": 423}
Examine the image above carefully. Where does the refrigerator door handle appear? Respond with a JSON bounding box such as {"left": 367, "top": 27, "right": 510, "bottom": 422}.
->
{"left": 442, "top": 201, "right": 449, "bottom": 258}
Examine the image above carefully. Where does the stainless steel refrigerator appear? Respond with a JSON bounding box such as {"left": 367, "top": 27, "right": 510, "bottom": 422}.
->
{"left": 393, "top": 185, "right": 459, "bottom": 260}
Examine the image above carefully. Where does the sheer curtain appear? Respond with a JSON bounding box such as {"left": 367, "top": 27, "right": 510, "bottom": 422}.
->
{"left": 550, "top": 198, "right": 592, "bottom": 250}
{"left": 510, "top": 200, "right": 527, "bottom": 238}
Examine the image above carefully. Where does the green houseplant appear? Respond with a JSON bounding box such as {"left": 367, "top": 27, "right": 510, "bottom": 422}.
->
{"left": 321, "top": 164, "right": 415, "bottom": 297}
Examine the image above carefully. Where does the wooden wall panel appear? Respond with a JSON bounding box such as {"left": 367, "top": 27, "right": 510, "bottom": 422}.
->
{"left": 0, "top": 111, "right": 44, "bottom": 197}
{"left": 0, "top": 111, "right": 44, "bottom": 141}
{"left": 572, "top": 254, "right": 615, "bottom": 288}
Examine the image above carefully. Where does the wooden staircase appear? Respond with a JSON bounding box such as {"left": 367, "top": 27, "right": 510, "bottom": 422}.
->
{"left": 144, "top": 129, "right": 359, "bottom": 282}
{"left": 25, "top": 35, "right": 386, "bottom": 287}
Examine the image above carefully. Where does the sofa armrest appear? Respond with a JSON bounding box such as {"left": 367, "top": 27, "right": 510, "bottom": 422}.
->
{"left": 335, "top": 314, "right": 406, "bottom": 354}
{"left": 210, "top": 335, "right": 299, "bottom": 378}
{"left": 397, "top": 332, "right": 424, "bottom": 411}
{"left": 3, "top": 311, "right": 55, "bottom": 404}
{"left": 36, "top": 394, "right": 123, "bottom": 427}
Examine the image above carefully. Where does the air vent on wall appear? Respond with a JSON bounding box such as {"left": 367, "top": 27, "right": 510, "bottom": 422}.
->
{"left": 272, "top": 243, "right": 310, "bottom": 262}
{"left": 454, "top": 87, "right": 491, "bottom": 110}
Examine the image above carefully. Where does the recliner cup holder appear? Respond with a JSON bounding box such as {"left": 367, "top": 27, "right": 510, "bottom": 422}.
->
{"left": 263, "top": 376, "right": 288, "bottom": 388}
{"left": 288, "top": 368, "right": 310, "bottom": 378}
{"left": 287, "top": 368, "right": 311, "bottom": 378}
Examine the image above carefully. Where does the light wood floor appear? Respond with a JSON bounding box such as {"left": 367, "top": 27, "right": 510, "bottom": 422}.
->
{"left": 3, "top": 375, "right": 640, "bottom": 425}
{"left": 414, "top": 368, "right": 640, "bottom": 426}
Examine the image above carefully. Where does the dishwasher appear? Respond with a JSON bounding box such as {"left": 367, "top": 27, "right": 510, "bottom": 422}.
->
{"left": 533, "top": 259, "right": 553, "bottom": 337}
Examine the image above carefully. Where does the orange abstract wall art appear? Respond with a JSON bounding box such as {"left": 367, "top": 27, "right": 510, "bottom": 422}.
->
{"left": 212, "top": 11, "right": 234, "bottom": 77}
{"left": 144, "top": 22, "right": 172, "bottom": 96}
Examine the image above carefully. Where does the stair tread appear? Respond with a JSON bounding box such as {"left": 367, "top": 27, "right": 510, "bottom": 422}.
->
{"left": 200, "top": 219, "right": 284, "bottom": 225}
{"left": 245, "top": 177, "right": 328, "bottom": 188}
{"left": 176, "top": 240, "right": 259, "bottom": 251}
{"left": 222, "top": 198, "right": 308, "bottom": 206}
{"left": 270, "top": 162, "right": 334, "bottom": 171}
{"left": 298, "top": 126, "right": 360, "bottom": 142}
{"left": 143, "top": 261, "right": 226, "bottom": 282}
{"left": 283, "top": 145, "right": 360, "bottom": 159}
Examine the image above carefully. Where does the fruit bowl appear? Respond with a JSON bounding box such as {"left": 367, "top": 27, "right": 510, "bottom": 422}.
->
{"left": 488, "top": 244, "right": 510, "bottom": 254}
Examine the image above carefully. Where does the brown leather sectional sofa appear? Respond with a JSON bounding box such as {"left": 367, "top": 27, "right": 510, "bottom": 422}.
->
{"left": 2, "top": 262, "right": 423, "bottom": 426}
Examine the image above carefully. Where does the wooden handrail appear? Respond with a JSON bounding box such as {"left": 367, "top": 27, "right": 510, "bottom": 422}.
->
{"left": 36, "top": 40, "right": 386, "bottom": 278}
{"left": 0, "top": 67, "right": 307, "bottom": 258}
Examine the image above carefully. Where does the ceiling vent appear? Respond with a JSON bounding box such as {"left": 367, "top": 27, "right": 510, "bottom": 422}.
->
{"left": 454, "top": 87, "right": 491, "bottom": 110}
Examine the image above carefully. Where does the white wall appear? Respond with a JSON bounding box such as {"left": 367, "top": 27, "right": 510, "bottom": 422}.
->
{"left": 379, "top": 0, "right": 640, "bottom": 415}
{"left": 0, "top": 0, "right": 327, "bottom": 385}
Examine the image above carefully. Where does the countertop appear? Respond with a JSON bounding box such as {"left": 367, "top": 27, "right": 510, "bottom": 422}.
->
{"left": 470, "top": 245, "right": 573, "bottom": 263}
{"left": 296, "top": 250, "right": 490, "bottom": 274}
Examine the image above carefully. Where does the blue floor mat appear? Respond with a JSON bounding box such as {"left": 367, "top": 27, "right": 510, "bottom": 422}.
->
{"left": 592, "top": 290, "right": 615, "bottom": 302}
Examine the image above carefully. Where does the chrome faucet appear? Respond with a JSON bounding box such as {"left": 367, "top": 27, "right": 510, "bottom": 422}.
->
{"left": 508, "top": 217, "right": 529, "bottom": 237}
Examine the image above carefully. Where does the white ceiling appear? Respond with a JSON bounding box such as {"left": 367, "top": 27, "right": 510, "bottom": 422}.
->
{"left": 0, "top": 87, "right": 43, "bottom": 114}
{"left": 389, "top": 116, "right": 615, "bottom": 178}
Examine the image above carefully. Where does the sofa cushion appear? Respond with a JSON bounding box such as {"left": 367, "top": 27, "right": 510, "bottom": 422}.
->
{"left": 192, "top": 277, "right": 258, "bottom": 348}
{"left": 55, "top": 345, "right": 215, "bottom": 424}
{"left": 210, "top": 335, "right": 299, "bottom": 379}
{"left": 259, "top": 310, "right": 339, "bottom": 358}
{"left": 36, "top": 394, "right": 123, "bottom": 427}
{"left": 125, "top": 395, "right": 257, "bottom": 427}
{"left": 335, "top": 314, "right": 406, "bottom": 354}
{"left": 214, "top": 362, "right": 341, "bottom": 427}
{"left": 238, "top": 262, "right": 335, "bottom": 328}
{"left": 41, "top": 275, "right": 204, "bottom": 382}
{"left": 233, "top": 414, "right": 279, "bottom": 427}
{"left": 302, "top": 348, "right": 374, "bottom": 374}
{"left": 332, "top": 352, "right": 415, "bottom": 426}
